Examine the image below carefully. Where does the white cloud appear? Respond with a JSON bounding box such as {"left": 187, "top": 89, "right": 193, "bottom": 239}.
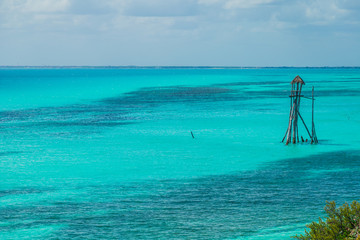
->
{"left": 197, "top": 0, "right": 222, "bottom": 5}
{"left": 0, "top": 0, "right": 69, "bottom": 30}
{"left": 67, "top": 0, "right": 117, "bottom": 15}
{"left": 0, "top": 0, "right": 360, "bottom": 65}
{"left": 0, "top": 0, "right": 119, "bottom": 32}
{"left": 21, "top": 0, "right": 70, "bottom": 13}
{"left": 224, "top": 0, "right": 276, "bottom": 9}
{"left": 1, "top": 0, "right": 358, "bottom": 33}
{"left": 123, "top": 0, "right": 198, "bottom": 17}
{"left": 304, "top": 1, "right": 349, "bottom": 25}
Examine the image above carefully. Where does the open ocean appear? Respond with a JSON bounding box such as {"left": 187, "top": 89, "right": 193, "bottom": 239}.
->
{"left": 0, "top": 67, "right": 359, "bottom": 239}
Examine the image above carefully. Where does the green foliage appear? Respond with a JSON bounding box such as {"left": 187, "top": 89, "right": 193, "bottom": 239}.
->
{"left": 293, "top": 201, "right": 360, "bottom": 240}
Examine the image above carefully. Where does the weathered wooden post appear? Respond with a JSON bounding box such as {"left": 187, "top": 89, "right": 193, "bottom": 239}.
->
{"left": 283, "top": 76, "right": 305, "bottom": 144}
{"left": 282, "top": 75, "right": 317, "bottom": 145}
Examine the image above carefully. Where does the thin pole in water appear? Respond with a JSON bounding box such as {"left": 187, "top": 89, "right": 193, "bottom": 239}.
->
{"left": 311, "top": 86, "right": 318, "bottom": 144}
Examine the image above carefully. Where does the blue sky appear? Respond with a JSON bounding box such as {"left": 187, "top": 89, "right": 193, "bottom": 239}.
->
{"left": 0, "top": 0, "right": 359, "bottom": 66}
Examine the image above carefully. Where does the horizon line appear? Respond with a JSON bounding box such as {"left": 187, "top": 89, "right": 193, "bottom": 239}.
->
{"left": 1, "top": 65, "right": 360, "bottom": 69}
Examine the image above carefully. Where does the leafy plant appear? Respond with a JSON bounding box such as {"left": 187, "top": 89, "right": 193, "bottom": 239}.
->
{"left": 293, "top": 201, "right": 360, "bottom": 240}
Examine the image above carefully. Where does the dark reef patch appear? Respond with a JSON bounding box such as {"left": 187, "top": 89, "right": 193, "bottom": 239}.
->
{"left": 31, "top": 121, "right": 134, "bottom": 127}
{"left": 0, "top": 151, "right": 23, "bottom": 157}
{"left": 301, "top": 89, "right": 360, "bottom": 97}
{"left": 213, "top": 80, "right": 285, "bottom": 87}
{"left": 0, "top": 188, "right": 47, "bottom": 198}
{"left": 0, "top": 80, "right": 358, "bottom": 138}
{"left": 1, "top": 151, "right": 359, "bottom": 239}
{"left": 102, "top": 86, "right": 239, "bottom": 106}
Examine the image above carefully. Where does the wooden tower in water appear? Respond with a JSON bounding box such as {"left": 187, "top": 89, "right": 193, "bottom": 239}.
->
{"left": 282, "top": 75, "right": 318, "bottom": 145}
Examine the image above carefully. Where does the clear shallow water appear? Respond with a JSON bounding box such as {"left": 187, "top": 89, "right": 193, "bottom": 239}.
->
{"left": 0, "top": 68, "right": 360, "bottom": 239}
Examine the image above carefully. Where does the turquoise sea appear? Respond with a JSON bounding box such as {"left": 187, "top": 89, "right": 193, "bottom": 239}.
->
{"left": 0, "top": 67, "right": 359, "bottom": 239}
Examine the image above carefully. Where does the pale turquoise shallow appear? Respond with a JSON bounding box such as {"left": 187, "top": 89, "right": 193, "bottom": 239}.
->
{"left": 0, "top": 68, "right": 359, "bottom": 239}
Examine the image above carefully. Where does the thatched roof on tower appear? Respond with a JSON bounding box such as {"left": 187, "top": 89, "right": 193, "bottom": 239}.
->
{"left": 291, "top": 75, "right": 305, "bottom": 85}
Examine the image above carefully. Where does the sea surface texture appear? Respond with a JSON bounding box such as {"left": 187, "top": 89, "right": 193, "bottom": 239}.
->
{"left": 0, "top": 68, "right": 359, "bottom": 239}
